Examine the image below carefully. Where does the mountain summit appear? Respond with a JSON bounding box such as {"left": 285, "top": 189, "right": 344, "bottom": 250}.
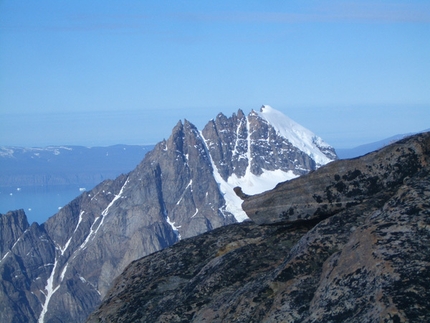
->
{"left": 199, "top": 105, "right": 336, "bottom": 220}
{"left": 0, "top": 106, "right": 336, "bottom": 323}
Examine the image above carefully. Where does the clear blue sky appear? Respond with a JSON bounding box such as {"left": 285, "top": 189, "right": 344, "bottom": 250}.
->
{"left": 1, "top": 0, "right": 429, "bottom": 149}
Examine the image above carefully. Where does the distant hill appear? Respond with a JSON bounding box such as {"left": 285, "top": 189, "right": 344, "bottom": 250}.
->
{"left": 335, "top": 130, "right": 429, "bottom": 159}
{"left": 0, "top": 144, "right": 154, "bottom": 187}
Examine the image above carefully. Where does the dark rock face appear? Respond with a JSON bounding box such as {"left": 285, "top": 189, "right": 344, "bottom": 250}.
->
{"left": 87, "top": 132, "right": 430, "bottom": 323}
{"left": 0, "top": 209, "right": 29, "bottom": 256}
{"left": 0, "top": 211, "right": 56, "bottom": 323}
{"left": 87, "top": 221, "right": 308, "bottom": 323}
{"left": 0, "top": 108, "right": 334, "bottom": 322}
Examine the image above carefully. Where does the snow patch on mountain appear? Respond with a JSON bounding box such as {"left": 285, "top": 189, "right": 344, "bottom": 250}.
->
{"left": 214, "top": 168, "right": 299, "bottom": 222}
{"left": 228, "top": 169, "right": 298, "bottom": 196}
{"left": 38, "top": 261, "right": 60, "bottom": 323}
{"left": 166, "top": 216, "right": 182, "bottom": 240}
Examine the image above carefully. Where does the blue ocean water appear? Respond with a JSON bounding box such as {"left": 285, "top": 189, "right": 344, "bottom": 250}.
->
{"left": 0, "top": 185, "right": 93, "bottom": 224}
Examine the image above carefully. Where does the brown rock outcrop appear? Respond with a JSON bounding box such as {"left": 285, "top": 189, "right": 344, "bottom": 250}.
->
{"left": 242, "top": 131, "right": 429, "bottom": 225}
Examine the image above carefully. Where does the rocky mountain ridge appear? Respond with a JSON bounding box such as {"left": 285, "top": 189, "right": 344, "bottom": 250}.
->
{"left": 0, "top": 106, "right": 336, "bottom": 323}
{"left": 88, "top": 131, "right": 430, "bottom": 323}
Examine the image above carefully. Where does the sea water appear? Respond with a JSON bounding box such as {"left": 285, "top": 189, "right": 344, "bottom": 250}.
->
{"left": 0, "top": 185, "right": 94, "bottom": 224}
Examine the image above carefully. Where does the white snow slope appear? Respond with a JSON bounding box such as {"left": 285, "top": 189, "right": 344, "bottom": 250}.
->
{"left": 258, "top": 105, "right": 333, "bottom": 166}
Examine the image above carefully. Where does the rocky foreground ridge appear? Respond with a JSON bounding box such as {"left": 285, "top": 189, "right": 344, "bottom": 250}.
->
{"left": 88, "top": 132, "right": 430, "bottom": 323}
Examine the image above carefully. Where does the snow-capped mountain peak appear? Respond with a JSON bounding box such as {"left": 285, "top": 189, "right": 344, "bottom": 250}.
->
{"left": 200, "top": 106, "right": 337, "bottom": 221}
{"left": 257, "top": 105, "right": 333, "bottom": 166}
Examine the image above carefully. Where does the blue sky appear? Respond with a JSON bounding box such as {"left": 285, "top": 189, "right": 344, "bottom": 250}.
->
{"left": 1, "top": 0, "right": 429, "bottom": 149}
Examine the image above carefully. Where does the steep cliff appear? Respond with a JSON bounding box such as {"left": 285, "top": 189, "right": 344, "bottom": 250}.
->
{"left": 87, "top": 132, "right": 430, "bottom": 323}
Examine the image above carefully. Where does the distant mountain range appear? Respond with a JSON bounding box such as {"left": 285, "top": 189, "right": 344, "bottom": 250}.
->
{"left": 0, "top": 106, "right": 337, "bottom": 323}
{"left": 336, "top": 129, "right": 430, "bottom": 159}
{"left": 0, "top": 145, "right": 154, "bottom": 188}
{"left": 0, "top": 145, "right": 155, "bottom": 224}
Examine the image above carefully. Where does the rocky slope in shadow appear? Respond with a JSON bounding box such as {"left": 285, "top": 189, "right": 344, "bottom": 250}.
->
{"left": 87, "top": 132, "right": 430, "bottom": 323}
